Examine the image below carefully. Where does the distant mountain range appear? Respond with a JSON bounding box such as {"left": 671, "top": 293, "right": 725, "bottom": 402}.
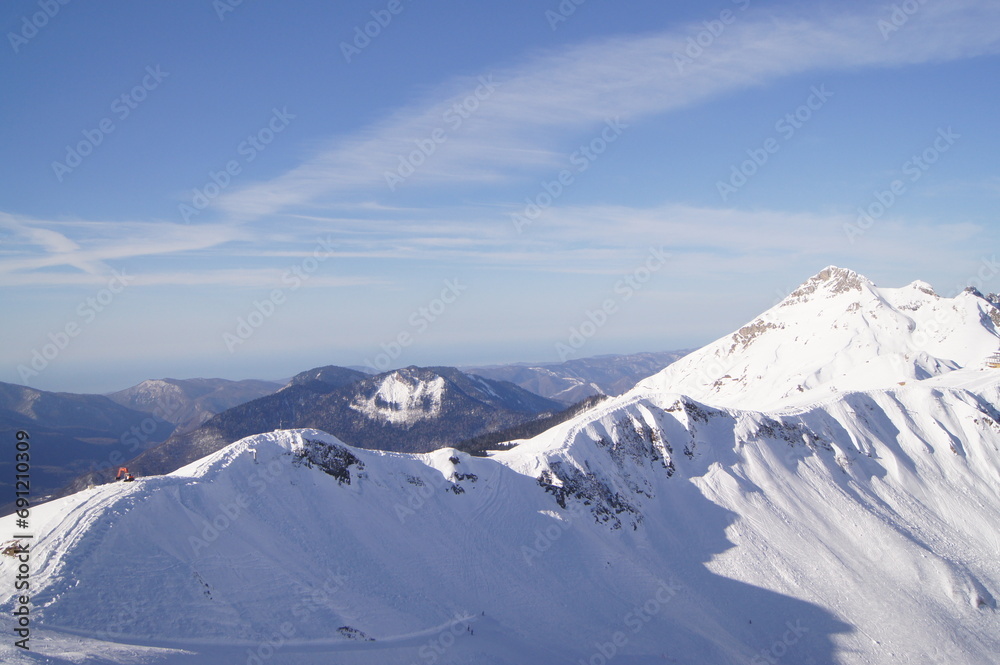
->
{"left": 2, "top": 351, "right": 692, "bottom": 502}
{"left": 106, "top": 377, "right": 283, "bottom": 434}
{"left": 65, "top": 365, "right": 563, "bottom": 491}
{"left": 465, "top": 350, "right": 691, "bottom": 404}
{"left": 0, "top": 382, "right": 174, "bottom": 507}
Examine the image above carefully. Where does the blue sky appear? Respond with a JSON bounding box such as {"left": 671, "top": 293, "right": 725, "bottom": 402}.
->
{"left": 2, "top": 0, "right": 999, "bottom": 393}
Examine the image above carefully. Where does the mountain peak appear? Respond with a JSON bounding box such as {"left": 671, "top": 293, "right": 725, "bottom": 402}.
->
{"left": 638, "top": 267, "right": 1000, "bottom": 410}
{"left": 287, "top": 365, "right": 368, "bottom": 390}
{"left": 781, "top": 266, "right": 873, "bottom": 306}
{"left": 906, "top": 280, "right": 937, "bottom": 297}
{"left": 814, "top": 264, "right": 862, "bottom": 284}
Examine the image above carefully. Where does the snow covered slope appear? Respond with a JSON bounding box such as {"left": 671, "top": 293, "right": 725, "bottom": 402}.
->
{"left": 637, "top": 266, "right": 1000, "bottom": 410}
{"left": 0, "top": 425, "right": 848, "bottom": 665}
{"left": 3, "top": 267, "right": 1000, "bottom": 665}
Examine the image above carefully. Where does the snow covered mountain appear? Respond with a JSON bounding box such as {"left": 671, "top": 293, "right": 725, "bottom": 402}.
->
{"left": 3, "top": 266, "right": 1000, "bottom": 665}
{"left": 638, "top": 266, "right": 1000, "bottom": 410}
{"left": 67, "top": 366, "right": 562, "bottom": 491}
{"left": 107, "top": 377, "right": 283, "bottom": 434}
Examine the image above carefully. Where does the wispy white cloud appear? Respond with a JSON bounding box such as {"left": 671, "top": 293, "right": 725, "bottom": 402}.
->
{"left": 0, "top": 213, "right": 107, "bottom": 275}
{"left": 0, "top": 214, "right": 243, "bottom": 281}
{"left": 4, "top": 2, "right": 999, "bottom": 290}
{"left": 920, "top": 176, "right": 1000, "bottom": 198}
{"left": 215, "top": 1, "right": 1000, "bottom": 221}
{"left": 497, "top": 202, "right": 988, "bottom": 276}
{"left": 0, "top": 269, "right": 381, "bottom": 289}
{"left": 183, "top": 202, "right": 996, "bottom": 277}
{"left": 0, "top": 196, "right": 987, "bottom": 288}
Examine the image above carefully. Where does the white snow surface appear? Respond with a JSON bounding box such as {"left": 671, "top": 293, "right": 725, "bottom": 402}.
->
{"left": 3, "top": 267, "right": 1000, "bottom": 664}
{"left": 349, "top": 372, "right": 446, "bottom": 424}
{"left": 638, "top": 266, "right": 1000, "bottom": 411}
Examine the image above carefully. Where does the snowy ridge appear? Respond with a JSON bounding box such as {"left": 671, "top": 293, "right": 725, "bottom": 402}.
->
{"left": 638, "top": 266, "right": 1000, "bottom": 411}
{"left": 3, "top": 267, "right": 1000, "bottom": 664}
{"left": 5, "top": 377, "right": 1000, "bottom": 662}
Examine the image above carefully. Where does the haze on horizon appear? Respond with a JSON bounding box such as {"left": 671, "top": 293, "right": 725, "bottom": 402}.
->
{"left": 2, "top": 0, "right": 1000, "bottom": 393}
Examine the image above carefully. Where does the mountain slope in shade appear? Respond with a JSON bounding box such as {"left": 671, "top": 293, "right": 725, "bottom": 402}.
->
{"left": 0, "top": 382, "right": 173, "bottom": 505}
{"left": 64, "top": 366, "right": 369, "bottom": 490}
{"left": 0, "top": 426, "right": 851, "bottom": 665}
{"left": 466, "top": 350, "right": 691, "bottom": 404}
{"left": 4, "top": 374, "right": 1000, "bottom": 663}
{"left": 107, "top": 378, "right": 283, "bottom": 434}
{"left": 637, "top": 266, "right": 1000, "bottom": 410}
{"left": 285, "top": 365, "right": 371, "bottom": 390}
{"left": 4, "top": 267, "right": 1000, "bottom": 664}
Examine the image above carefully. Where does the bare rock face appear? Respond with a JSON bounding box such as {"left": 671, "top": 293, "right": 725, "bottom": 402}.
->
{"left": 782, "top": 265, "right": 870, "bottom": 305}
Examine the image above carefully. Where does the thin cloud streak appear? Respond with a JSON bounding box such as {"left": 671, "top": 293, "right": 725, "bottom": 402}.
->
{"left": 0, "top": 269, "right": 382, "bottom": 289}
{"left": 0, "top": 199, "right": 986, "bottom": 287}
{"left": 215, "top": 2, "right": 1000, "bottom": 221}
{"left": 4, "top": 2, "right": 998, "bottom": 290}
{"left": 0, "top": 215, "right": 243, "bottom": 278}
